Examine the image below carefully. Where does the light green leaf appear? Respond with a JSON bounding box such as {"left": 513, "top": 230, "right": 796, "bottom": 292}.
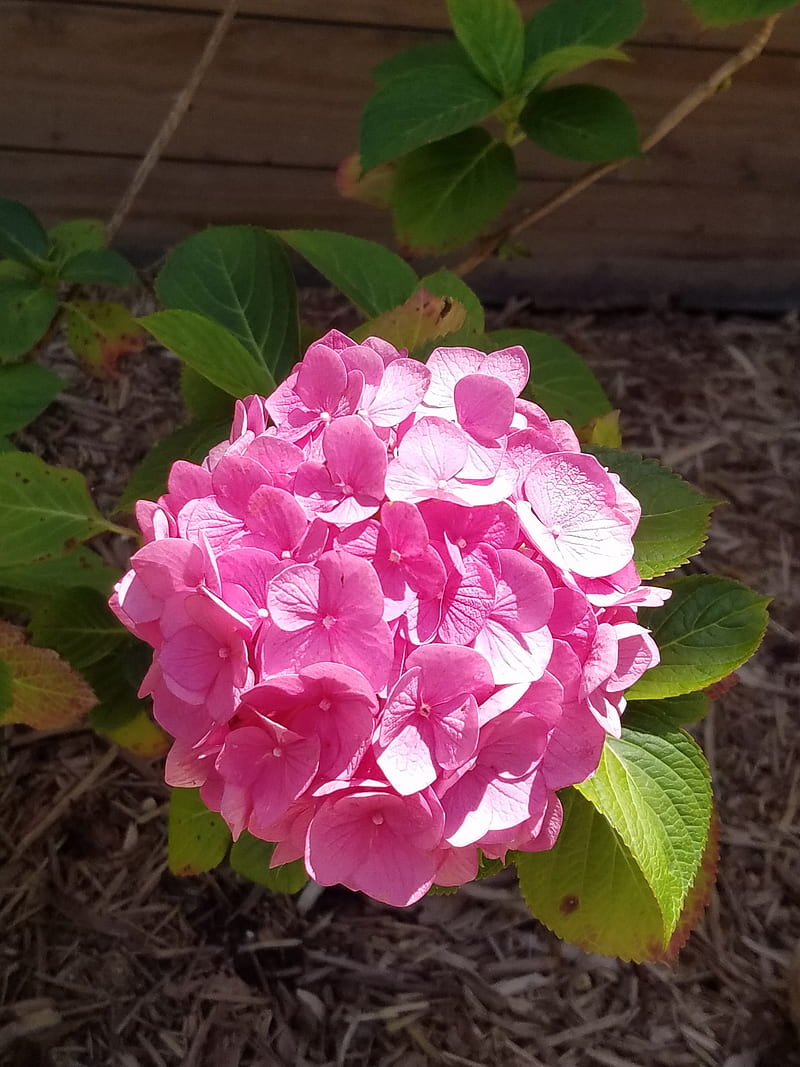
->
{"left": 625, "top": 693, "right": 710, "bottom": 727}
{"left": 180, "top": 365, "right": 235, "bottom": 422}
{"left": 65, "top": 300, "right": 146, "bottom": 378}
{"left": 360, "top": 64, "right": 501, "bottom": 171}
{"left": 155, "top": 226, "right": 299, "bottom": 381}
{"left": 0, "top": 452, "right": 115, "bottom": 566}
{"left": 630, "top": 575, "right": 770, "bottom": 699}
{"left": 393, "top": 127, "right": 517, "bottom": 254}
{"left": 587, "top": 447, "right": 718, "bottom": 580}
{"left": 686, "top": 0, "right": 800, "bottom": 26}
{"left": 142, "top": 310, "right": 275, "bottom": 399}
{"left": 229, "top": 832, "right": 309, "bottom": 894}
{"left": 447, "top": 0, "right": 525, "bottom": 95}
{"left": 373, "top": 40, "right": 467, "bottom": 86}
{"left": 29, "top": 587, "right": 127, "bottom": 671}
{"left": 0, "top": 281, "right": 58, "bottom": 362}
{"left": 352, "top": 288, "right": 468, "bottom": 352}
{"left": 419, "top": 269, "right": 485, "bottom": 331}
{"left": 278, "top": 229, "right": 418, "bottom": 318}
{"left": 577, "top": 706, "right": 711, "bottom": 936}
{"left": 0, "top": 548, "right": 117, "bottom": 595}
{"left": 168, "top": 787, "right": 231, "bottom": 876}
{"left": 0, "top": 364, "right": 64, "bottom": 435}
{"left": 116, "top": 418, "right": 230, "bottom": 513}
{"left": 489, "top": 327, "right": 612, "bottom": 427}
{"left": 0, "top": 198, "right": 49, "bottom": 265}
{"left": 522, "top": 44, "right": 630, "bottom": 91}
{"left": 48, "top": 219, "right": 105, "bottom": 269}
{"left": 521, "top": 84, "right": 640, "bottom": 162}
{"left": 90, "top": 701, "right": 169, "bottom": 758}
{"left": 59, "top": 248, "right": 137, "bottom": 287}
{"left": 524, "top": 0, "right": 644, "bottom": 65}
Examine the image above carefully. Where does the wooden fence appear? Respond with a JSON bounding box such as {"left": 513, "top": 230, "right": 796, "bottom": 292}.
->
{"left": 2, "top": 0, "right": 799, "bottom": 307}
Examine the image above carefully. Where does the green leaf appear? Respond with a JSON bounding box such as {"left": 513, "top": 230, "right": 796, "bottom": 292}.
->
{"left": 360, "top": 64, "right": 501, "bottom": 171}
{"left": 47, "top": 219, "right": 105, "bottom": 268}
{"left": 626, "top": 693, "right": 710, "bottom": 728}
{"left": 629, "top": 575, "right": 769, "bottom": 699}
{"left": 90, "top": 700, "right": 169, "bottom": 758}
{"left": 587, "top": 447, "right": 718, "bottom": 580}
{"left": 65, "top": 300, "right": 146, "bottom": 378}
{"left": 29, "top": 587, "right": 127, "bottom": 671}
{"left": 167, "top": 787, "right": 231, "bottom": 876}
{"left": 419, "top": 269, "right": 485, "bottom": 331}
{"left": 0, "top": 259, "right": 37, "bottom": 283}
{"left": 686, "top": 0, "right": 800, "bottom": 26}
{"left": 0, "top": 364, "right": 64, "bottom": 435}
{"left": 278, "top": 229, "right": 418, "bottom": 318}
{"left": 0, "top": 198, "right": 49, "bottom": 265}
{"left": 0, "top": 659, "right": 12, "bottom": 717}
{"left": 577, "top": 706, "right": 711, "bottom": 938}
{"left": 373, "top": 40, "right": 467, "bottom": 86}
{"left": 180, "top": 365, "right": 235, "bottom": 422}
{"left": 0, "top": 281, "right": 58, "bottom": 362}
{"left": 524, "top": 0, "right": 644, "bottom": 66}
{"left": 489, "top": 328, "right": 612, "bottom": 427}
{"left": 522, "top": 44, "right": 630, "bottom": 91}
{"left": 447, "top": 0, "right": 525, "bottom": 95}
{"left": 0, "top": 452, "right": 114, "bottom": 566}
{"left": 59, "top": 248, "right": 137, "bottom": 287}
{"left": 521, "top": 84, "right": 640, "bottom": 162}
{"left": 0, "top": 620, "right": 96, "bottom": 729}
{"left": 393, "top": 127, "right": 517, "bottom": 254}
{"left": 0, "top": 548, "right": 117, "bottom": 595}
{"left": 142, "top": 310, "right": 275, "bottom": 399}
{"left": 155, "top": 226, "right": 299, "bottom": 381}
{"left": 229, "top": 832, "right": 308, "bottom": 894}
{"left": 116, "top": 418, "right": 230, "bottom": 513}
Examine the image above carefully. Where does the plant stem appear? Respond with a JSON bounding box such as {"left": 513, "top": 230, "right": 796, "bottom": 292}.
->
{"left": 453, "top": 14, "right": 781, "bottom": 279}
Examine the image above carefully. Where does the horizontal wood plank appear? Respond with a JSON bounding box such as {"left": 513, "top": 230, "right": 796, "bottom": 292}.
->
{"left": 2, "top": 3, "right": 798, "bottom": 193}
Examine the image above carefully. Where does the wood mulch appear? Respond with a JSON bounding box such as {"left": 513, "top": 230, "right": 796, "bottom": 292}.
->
{"left": 2, "top": 299, "right": 799, "bottom": 1067}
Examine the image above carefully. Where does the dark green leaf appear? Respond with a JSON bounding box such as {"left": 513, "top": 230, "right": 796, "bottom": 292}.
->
{"left": 447, "top": 0, "right": 525, "bottom": 94}
{"left": 0, "top": 281, "right": 57, "bottom": 362}
{"left": 373, "top": 40, "right": 467, "bottom": 86}
{"left": 155, "top": 226, "right": 299, "bottom": 381}
{"left": 587, "top": 447, "right": 718, "bottom": 579}
{"left": 360, "top": 64, "right": 501, "bottom": 171}
{"left": 489, "top": 328, "right": 612, "bottom": 427}
{"left": 625, "top": 693, "right": 710, "bottom": 728}
{"left": 0, "top": 198, "right": 49, "bottom": 265}
{"left": 229, "top": 832, "right": 308, "bottom": 894}
{"left": 47, "top": 219, "right": 105, "bottom": 269}
{"left": 630, "top": 575, "right": 770, "bottom": 699}
{"left": 168, "top": 788, "right": 230, "bottom": 876}
{"left": 0, "top": 364, "right": 64, "bottom": 435}
{"left": 59, "top": 248, "right": 137, "bottom": 287}
{"left": 180, "top": 365, "right": 235, "bottom": 422}
{"left": 524, "top": 0, "right": 644, "bottom": 66}
{"left": 278, "top": 229, "right": 418, "bottom": 318}
{"left": 141, "top": 310, "right": 275, "bottom": 398}
{"left": 419, "top": 269, "right": 485, "bottom": 331}
{"left": 686, "top": 0, "right": 800, "bottom": 25}
{"left": 116, "top": 418, "right": 230, "bottom": 513}
{"left": 393, "top": 127, "right": 517, "bottom": 253}
{"left": 522, "top": 44, "right": 629, "bottom": 91}
{"left": 29, "top": 587, "right": 127, "bottom": 670}
{"left": 521, "top": 84, "right": 640, "bottom": 162}
{"left": 0, "top": 548, "right": 117, "bottom": 595}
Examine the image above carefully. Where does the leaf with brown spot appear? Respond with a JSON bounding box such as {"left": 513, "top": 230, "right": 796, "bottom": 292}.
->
{"left": 0, "top": 620, "right": 96, "bottom": 729}
{"left": 65, "top": 300, "right": 146, "bottom": 379}
{"left": 661, "top": 806, "right": 720, "bottom": 964}
{"left": 336, "top": 152, "right": 395, "bottom": 209}
{"left": 351, "top": 287, "right": 467, "bottom": 353}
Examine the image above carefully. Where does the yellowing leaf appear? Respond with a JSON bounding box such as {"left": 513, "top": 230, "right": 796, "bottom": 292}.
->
{"left": 0, "top": 620, "right": 96, "bottom": 729}
{"left": 65, "top": 300, "right": 146, "bottom": 379}
{"left": 168, "top": 787, "right": 230, "bottom": 876}
{"left": 91, "top": 703, "right": 169, "bottom": 758}
{"left": 578, "top": 409, "right": 621, "bottom": 448}
{"left": 352, "top": 288, "right": 467, "bottom": 352}
{"left": 336, "top": 153, "right": 395, "bottom": 209}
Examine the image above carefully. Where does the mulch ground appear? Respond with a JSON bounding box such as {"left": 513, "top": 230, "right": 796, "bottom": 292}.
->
{"left": 2, "top": 300, "right": 799, "bottom": 1067}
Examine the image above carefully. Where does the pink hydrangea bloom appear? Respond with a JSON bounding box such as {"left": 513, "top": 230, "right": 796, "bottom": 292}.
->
{"left": 111, "top": 329, "right": 667, "bottom": 908}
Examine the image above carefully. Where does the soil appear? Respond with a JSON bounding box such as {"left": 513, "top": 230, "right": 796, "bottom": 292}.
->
{"left": 2, "top": 298, "right": 799, "bottom": 1067}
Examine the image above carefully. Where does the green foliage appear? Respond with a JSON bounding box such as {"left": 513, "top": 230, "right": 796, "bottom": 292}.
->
{"left": 393, "top": 128, "right": 517, "bottom": 253}
{"left": 489, "top": 328, "right": 612, "bottom": 427}
{"left": 587, "top": 447, "right": 718, "bottom": 579}
{"left": 229, "top": 832, "right": 309, "bottom": 894}
{"left": 0, "top": 282, "right": 57, "bottom": 362}
{"left": 117, "top": 418, "right": 230, "bottom": 513}
{"left": 47, "top": 219, "right": 105, "bottom": 267}
{"left": 29, "top": 587, "right": 127, "bottom": 671}
{"left": 0, "top": 364, "right": 64, "bottom": 435}
{"left": 65, "top": 300, "right": 146, "bottom": 378}
{"left": 0, "top": 452, "right": 116, "bottom": 566}
{"left": 523, "top": 0, "right": 644, "bottom": 65}
{"left": 155, "top": 226, "right": 299, "bottom": 382}
{"left": 279, "top": 230, "right": 418, "bottom": 317}
{"left": 630, "top": 575, "right": 770, "bottom": 699}
{"left": 360, "top": 63, "right": 501, "bottom": 172}
{"left": 419, "top": 269, "right": 485, "bottom": 331}
{"left": 0, "top": 659, "right": 12, "bottom": 717}
{"left": 0, "top": 197, "right": 49, "bottom": 266}
{"left": 521, "top": 84, "right": 640, "bottom": 162}
{"left": 59, "top": 248, "right": 138, "bottom": 287}
{"left": 85, "top": 647, "right": 169, "bottom": 759}
{"left": 180, "top": 365, "right": 234, "bottom": 422}
{"left": 167, "top": 788, "right": 231, "bottom": 876}
{"left": 142, "top": 310, "right": 275, "bottom": 398}
{"left": 0, "top": 548, "right": 117, "bottom": 596}
{"left": 447, "top": 0, "right": 525, "bottom": 95}
{"left": 522, "top": 44, "right": 630, "bottom": 91}
{"left": 686, "top": 0, "right": 800, "bottom": 25}
{"left": 626, "top": 693, "right": 710, "bottom": 728}
{"left": 352, "top": 289, "right": 468, "bottom": 351}
{"left": 373, "top": 40, "right": 466, "bottom": 86}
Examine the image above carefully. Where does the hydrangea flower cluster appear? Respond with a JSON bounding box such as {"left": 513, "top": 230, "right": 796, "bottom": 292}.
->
{"left": 111, "top": 330, "right": 668, "bottom": 907}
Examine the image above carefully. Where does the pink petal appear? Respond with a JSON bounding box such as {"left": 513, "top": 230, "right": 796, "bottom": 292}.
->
{"left": 364, "top": 358, "right": 431, "bottom": 426}
{"left": 246, "top": 485, "right": 308, "bottom": 553}
{"left": 385, "top": 417, "right": 468, "bottom": 503}
{"left": 268, "top": 563, "right": 321, "bottom": 631}
{"left": 454, "top": 373, "right": 515, "bottom": 441}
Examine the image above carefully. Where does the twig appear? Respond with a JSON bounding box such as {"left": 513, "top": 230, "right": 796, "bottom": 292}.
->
{"left": 106, "top": 0, "right": 240, "bottom": 240}
{"left": 454, "top": 14, "right": 781, "bottom": 278}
